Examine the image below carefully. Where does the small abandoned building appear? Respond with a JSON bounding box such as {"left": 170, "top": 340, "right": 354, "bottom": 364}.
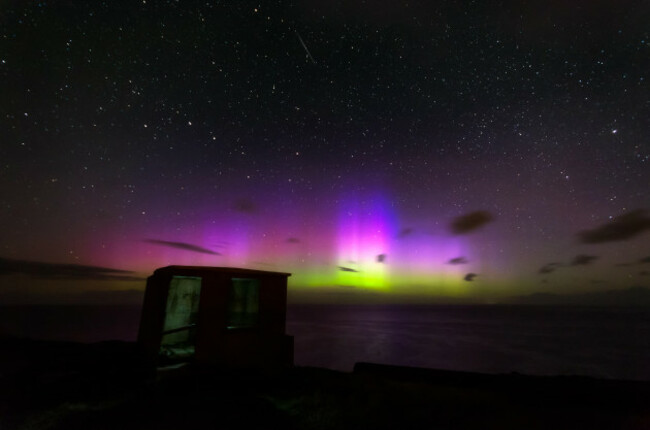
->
{"left": 138, "top": 266, "right": 293, "bottom": 368}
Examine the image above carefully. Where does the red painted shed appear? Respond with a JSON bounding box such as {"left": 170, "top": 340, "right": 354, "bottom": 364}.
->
{"left": 137, "top": 266, "right": 293, "bottom": 368}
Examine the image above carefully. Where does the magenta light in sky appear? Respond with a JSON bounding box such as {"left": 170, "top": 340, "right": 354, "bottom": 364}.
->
{"left": 335, "top": 192, "right": 396, "bottom": 289}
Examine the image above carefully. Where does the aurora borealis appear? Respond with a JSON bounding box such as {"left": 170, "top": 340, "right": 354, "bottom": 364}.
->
{"left": 1, "top": 1, "right": 649, "bottom": 304}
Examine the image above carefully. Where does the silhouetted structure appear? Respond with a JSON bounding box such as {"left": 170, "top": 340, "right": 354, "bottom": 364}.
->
{"left": 138, "top": 266, "right": 293, "bottom": 368}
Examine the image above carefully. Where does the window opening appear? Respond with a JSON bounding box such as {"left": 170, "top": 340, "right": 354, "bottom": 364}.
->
{"left": 227, "top": 278, "right": 260, "bottom": 329}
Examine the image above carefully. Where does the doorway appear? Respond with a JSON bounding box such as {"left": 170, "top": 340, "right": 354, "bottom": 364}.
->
{"left": 159, "top": 276, "right": 202, "bottom": 361}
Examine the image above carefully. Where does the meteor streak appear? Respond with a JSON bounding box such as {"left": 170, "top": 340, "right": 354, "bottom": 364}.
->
{"left": 296, "top": 31, "right": 316, "bottom": 64}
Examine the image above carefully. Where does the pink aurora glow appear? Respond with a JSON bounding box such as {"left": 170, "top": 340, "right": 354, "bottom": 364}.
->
{"left": 81, "top": 186, "right": 477, "bottom": 292}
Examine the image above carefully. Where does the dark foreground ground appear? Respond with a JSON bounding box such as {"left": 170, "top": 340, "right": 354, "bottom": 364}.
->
{"left": 1, "top": 337, "right": 649, "bottom": 429}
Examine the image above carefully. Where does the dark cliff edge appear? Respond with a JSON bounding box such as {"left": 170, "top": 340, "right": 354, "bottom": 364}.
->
{"left": 1, "top": 337, "right": 649, "bottom": 430}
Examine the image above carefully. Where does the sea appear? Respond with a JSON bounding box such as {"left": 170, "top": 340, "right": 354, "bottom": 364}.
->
{"left": 1, "top": 304, "right": 649, "bottom": 381}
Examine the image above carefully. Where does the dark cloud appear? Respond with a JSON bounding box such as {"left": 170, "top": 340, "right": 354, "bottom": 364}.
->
{"left": 578, "top": 209, "right": 650, "bottom": 244}
{"left": 397, "top": 227, "right": 414, "bottom": 239}
{"left": 286, "top": 237, "right": 301, "bottom": 244}
{"left": 447, "top": 256, "right": 469, "bottom": 265}
{"left": 539, "top": 255, "right": 598, "bottom": 274}
{"left": 338, "top": 266, "right": 360, "bottom": 273}
{"left": 464, "top": 273, "right": 478, "bottom": 282}
{"left": 538, "top": 262, "right": 562, "bottom": 274}
{"left": 570, "top": 254, "right": 599, "bottom": 266}
{"left": 615, "top": 256, "right": 650, "bottom": 267}
{"left": 144, "top": 239, "right": 221, "bottom": 255}
{"left": 450, "top": 211, "right": 494, "bottom": 235}
{"left": 376, "top": 254, "right": 386, "bottom": 263}
{"left": 232, "top": 199, "right": 258, "bottom": 214}
{"left": 0, "top": 257, "right": 143, "bottom": 281}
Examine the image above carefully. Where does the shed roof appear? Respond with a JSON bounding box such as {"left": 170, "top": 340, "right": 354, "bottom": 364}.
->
{"left": 152, "top": 265, "right": 291, "bottom": 277}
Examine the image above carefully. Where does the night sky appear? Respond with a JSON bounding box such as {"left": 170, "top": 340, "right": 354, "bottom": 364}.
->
{"left": 1, "top": 0, "right": 649, "bottom": 304}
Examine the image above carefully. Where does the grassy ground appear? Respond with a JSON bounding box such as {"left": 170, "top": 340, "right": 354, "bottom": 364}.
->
{"left": 1, "top": 337, "right": 649, "bottom": 429}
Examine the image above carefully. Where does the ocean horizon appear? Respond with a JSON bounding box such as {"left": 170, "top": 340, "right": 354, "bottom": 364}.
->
{"left": 1, "top": 303, "right": 648, "bottom": 381}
